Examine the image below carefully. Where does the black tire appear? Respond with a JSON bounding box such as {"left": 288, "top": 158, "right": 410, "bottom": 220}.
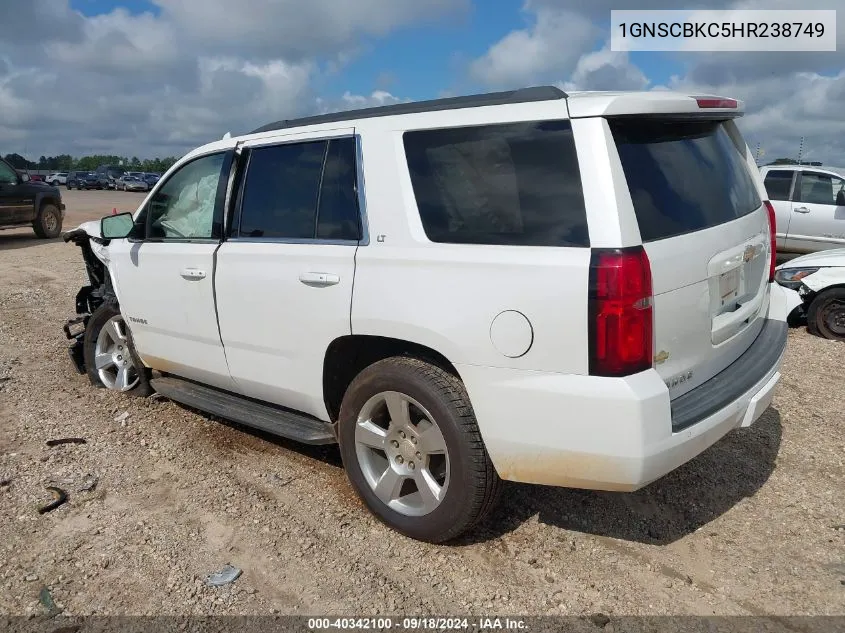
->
{"left": 83, "top": 302, "right": 152, "bottom": 396}
{"left": 32, "top": 203, "right": 62, "bottom": 239}
{"left": 51, "top": 180, "right": 59, "bottom": 186}
{"left": 807, "top": 288, "right": 845, "bottom": 342}
{"left": 337, "top": 357, "right": 500, "bottom": 543}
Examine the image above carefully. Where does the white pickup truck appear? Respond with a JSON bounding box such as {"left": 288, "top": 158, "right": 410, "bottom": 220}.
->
{"left": 761, "top": 165, "right": 845, "bottom": 255}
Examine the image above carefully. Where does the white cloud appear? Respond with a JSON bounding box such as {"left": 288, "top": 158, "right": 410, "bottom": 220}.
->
{"left": 0, "top": 0, "right": 464, "bottom": 159}
{"left": 561, "top": 48, "right": 649, "bottom": 92}
{"left": 470, "top": 5, "right": 598, "bottom": 86}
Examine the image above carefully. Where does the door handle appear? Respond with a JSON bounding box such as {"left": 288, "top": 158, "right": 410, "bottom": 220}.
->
{"left": 180, "top": 268, "right": 207, "bottom": 280}
{"left": 299, "top": 272, "right": 340, "bottom": 287}
{"left": 794, "top": 206, "right": 811, "bottom": 214}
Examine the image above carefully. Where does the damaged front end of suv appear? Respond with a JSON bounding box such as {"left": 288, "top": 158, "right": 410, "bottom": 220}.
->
{"left": 62, "top": 221, "right": 115, "bottom": 374}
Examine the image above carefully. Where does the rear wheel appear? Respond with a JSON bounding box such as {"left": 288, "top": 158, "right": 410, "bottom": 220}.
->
{"left": 807, "top": 288, "right": 845, "bottom": 342}
{"left": 338, "top": 357, "right": 500, "bottom": 543}
{"left": 83, "top": 303, "right": 152, "bottom": 396}
{"left": 32, "top": 203, "right": 62, "bottom": 238}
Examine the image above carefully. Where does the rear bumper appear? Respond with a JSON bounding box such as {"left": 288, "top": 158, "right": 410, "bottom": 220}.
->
{"left": 458, "top": 283, "right": 788, "bottom": 491}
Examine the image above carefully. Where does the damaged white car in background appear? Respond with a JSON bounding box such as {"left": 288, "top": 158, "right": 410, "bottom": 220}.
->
{"left": 775, "top": 249, "right": 845, "bottom": 342}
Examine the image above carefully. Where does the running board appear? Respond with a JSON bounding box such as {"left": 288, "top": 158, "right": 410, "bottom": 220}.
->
{"left": 150, "top": 377, "right": 336, "bottom": 445}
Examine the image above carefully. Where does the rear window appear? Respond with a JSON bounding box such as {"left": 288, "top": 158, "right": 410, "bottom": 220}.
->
{"left": 610, "top": 119, "right": 761, "bottom": 242}
{"left": 403, "top": 120, "right": 589, "bottom": 247}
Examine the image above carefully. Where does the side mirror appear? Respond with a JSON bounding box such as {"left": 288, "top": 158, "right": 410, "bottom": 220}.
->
{"left": 837, "top": 190, "right": 845, "bottom": 206}
{"left": 20, "top": 173, "right": 30, "bottom": 183}
{"left": 101, "top": 212, "right": 135, "bottom": 239}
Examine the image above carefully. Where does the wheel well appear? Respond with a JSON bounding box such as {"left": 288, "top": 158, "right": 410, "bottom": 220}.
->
{"left": 323, "top": 335, "right": 459, "bottom": 422}
{"left": 38, "top": 197, "right": 59, "bottom": 211}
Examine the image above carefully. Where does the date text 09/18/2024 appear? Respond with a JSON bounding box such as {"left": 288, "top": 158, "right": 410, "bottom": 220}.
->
{"left": 307, "top": 617, "right": 528, "bottom": 630}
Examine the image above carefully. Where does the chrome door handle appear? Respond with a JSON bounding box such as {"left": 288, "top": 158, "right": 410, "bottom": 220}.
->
{"left": 299, "top": 272, "right": 340, "bottom": 287}
{"left": 180, "top": 268, "right": 207, "bottom": 280}
{"left": 794, "top": 206, "right": 811, "bottom": 214}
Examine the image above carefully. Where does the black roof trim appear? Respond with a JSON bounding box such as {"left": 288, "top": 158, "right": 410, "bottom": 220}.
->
{"left": 250, "top": 86, "right": 568, "bottom": 134}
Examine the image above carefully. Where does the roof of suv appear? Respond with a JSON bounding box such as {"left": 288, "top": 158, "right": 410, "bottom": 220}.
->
{"left": 250, "top": 86, "right": 744, "bottom": 135}
{"left": 181, "top": 87, "right": 746, "bottom": 166}
{"left": 760, "top": 164, "right": 844, "bottom": 178}
{"left": 251, "top": 86, "right": 568, "bottom": 134}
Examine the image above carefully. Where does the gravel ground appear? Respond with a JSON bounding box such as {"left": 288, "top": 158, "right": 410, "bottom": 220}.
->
{"left": 0, "top": 192, "right": 843, "bottom": 619}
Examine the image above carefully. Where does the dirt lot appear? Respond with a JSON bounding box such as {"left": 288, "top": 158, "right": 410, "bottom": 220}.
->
{"left": 0, "top": 190, "right": 843, "bottom": 618}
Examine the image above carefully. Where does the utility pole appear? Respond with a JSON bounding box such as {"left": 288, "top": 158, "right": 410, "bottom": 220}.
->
{"left": 797, "top": 136, "right": 805, "bottom": 165}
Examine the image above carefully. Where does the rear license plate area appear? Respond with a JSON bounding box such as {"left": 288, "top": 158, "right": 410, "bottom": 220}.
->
{"left": 719, "top": 268, "right": 740, "bottom": 307}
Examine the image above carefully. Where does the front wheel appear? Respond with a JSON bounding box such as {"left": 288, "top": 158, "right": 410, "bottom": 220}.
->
{"left": 83, "top": 303, "right": 152, "bottom": 395}
{"left": 338, "top": 357, "right": 500, "bottom": 543}
{"left": 807, "top": 288, "right": 845, "bottom": 342}
{"left": 33, "top": 203, "right": 62, "bottom": 238}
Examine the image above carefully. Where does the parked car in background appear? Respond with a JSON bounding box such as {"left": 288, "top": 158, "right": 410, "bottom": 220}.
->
{"left": 66, "top": 171, "right": 84, "bottom": 189}
{"left": 120, "top": 176, "right": 149, "bottom": 192}
{"left": 760, "top": 165, "right": 845, "bottom": 254}
{"left": 143, "top": 173, "right": 161, "bottom": 187}
{"left": 77, "top": 172, "right": 104, "bottom": 190}
{"left": 0, "top": 156, "right": 65, "bottom": 238}
{"left": 95, "top": 165, "right": 125, "bottom": 190}
{"left": 62, "top": 87, "right": 788, "bottom": 543}
{"left": 48, "top": 172, "right": 68, "bottom": 186}
{"left": 29, "top": 174, "right": 46, "bottom": 182}
{"left": 776, "top": 248, "right": 845, "bottom": 341}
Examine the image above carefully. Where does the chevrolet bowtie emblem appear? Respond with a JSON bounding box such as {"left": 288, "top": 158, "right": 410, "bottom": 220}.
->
{"left": 654, "top": 350, "right": 670, "bottom": 364}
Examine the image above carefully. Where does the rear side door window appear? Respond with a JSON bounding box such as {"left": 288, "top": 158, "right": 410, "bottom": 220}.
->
{"left": 763, "top": 170, "right": 795, "bottom": 201}
{"left": 798, "top": 171, "right": 845, "bottom": 206}
{"left": 235, "top": 137, "right": 361, "bottom": 241}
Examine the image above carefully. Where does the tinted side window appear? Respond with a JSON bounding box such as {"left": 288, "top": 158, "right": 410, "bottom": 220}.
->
{"left": 799, "top": 172, "right": 845, "bottom": 206}
{"left": 238, "top": 141, "right": 326, "bottom": 238}
{"left": 610, "top": 119, "right": 761, "bottom": 242}
{"left": 403, "top": 121, "right": 588, "bottom": 247}
{"left": 764, "top": 170, "right": 794, "bottom": 201}
{"left": 317, "top": 137, "right": 360, "bottom": 241}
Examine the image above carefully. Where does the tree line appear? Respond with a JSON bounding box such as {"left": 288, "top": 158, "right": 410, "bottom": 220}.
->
{"left": 3, "top": 153, "right": 179, "bottom": 173}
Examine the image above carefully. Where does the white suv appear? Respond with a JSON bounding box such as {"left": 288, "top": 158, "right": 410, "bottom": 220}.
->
{"left": 62, "top": 87, "right": 788, "bottom": 542}
{"left": 760, "top": 164, "right": 845, "bottom": 254}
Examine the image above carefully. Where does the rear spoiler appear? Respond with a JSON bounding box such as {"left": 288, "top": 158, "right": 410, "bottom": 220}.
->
{"left": 566, "top": 92, "right": 744, "bottom": 120}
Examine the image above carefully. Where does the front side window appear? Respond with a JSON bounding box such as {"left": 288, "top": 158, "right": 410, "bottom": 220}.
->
{"left": 0, "top": 161, "right": 17, "bottom": 185}
{"left": 237, "top": 137, "right": 360, "bottom": 241}
{"left": 763, "top": 170, "right": 795, "bottom": 201}
{"left": 403, "top": 121, "right": 588, "bottom": 247}
{"left": 147, "top": 153, "right": 225, "bottom": 239}
{"left": 799, "top": 172, "right": 845, "bottom": 206}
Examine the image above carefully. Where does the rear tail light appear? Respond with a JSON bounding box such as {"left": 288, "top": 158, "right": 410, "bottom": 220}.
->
{"left": 764, "top": 200, "right": 777, "bottom": 282}
{"left": 695, "top": 97, "right": 738, "bottom": 109}
{"left": 588, "top": 246, "right": 654, "bottom": 377}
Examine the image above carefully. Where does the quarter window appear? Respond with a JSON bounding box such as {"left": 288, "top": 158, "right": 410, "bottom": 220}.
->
{"left": 146, "top": 153, "right": 226, "bottom": 239}
{"left": 403, "top": 121, "right": 588, "bottom": 247}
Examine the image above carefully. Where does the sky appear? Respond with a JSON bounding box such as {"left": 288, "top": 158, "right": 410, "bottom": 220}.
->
{"left": 0, "top": 0, "right": 842, "bottom": 165}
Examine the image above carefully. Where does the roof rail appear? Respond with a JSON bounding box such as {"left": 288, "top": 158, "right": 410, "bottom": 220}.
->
{"left": 250, "top": 85, "right": 568, "bottom": 134}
